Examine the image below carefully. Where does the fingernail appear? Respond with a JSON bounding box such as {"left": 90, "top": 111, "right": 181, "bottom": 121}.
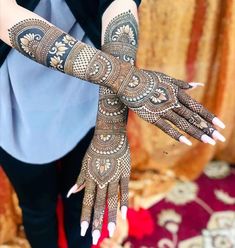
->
{"left": 66, "top": 184, "right": 78, "bottom": 198}
{"left": 212, "top": 130, "right": 226, "bottom": 142}
{"left": 121, "top": 206, "right": 128, "bottom": 220}
{"left": 189, "top": 82, "right": 205, "bottom": 88}
{"left": 201, "top": 134, "right": 216, "bottom": 146}
{"left": 81, "top": 221, "right": 89, "bottom": 236}
{"left": 212, "top": 117, "right": 225, "bottom": 129}
{"left": 92, "top": 230, "right": 100, "bottom": 245}
{"left": 108, "top": 222, "right": 116, "bottom": 237}
{"left": 179, "top": 136, "right": 192, "bottom": 146}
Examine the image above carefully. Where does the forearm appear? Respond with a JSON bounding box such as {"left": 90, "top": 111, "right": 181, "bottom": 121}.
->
{"left": 95, "top": 0, "right": 139, "bottom": 132}
{"left": 0, "top": 0, "right": 131, "bottom": 93}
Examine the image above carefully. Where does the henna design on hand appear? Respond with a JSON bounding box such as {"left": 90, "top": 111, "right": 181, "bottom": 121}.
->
{"left": 117, "top": 68, "right": 221, "bottom": 143}
{"left": 79, "top": 134, "right": 131, "bottom": 230}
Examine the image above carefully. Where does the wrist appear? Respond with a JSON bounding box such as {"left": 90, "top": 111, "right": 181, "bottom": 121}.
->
{"left": 85, "top": 51, "right": 133, "bottom": 93}
{"left": 94, "top": 128, "right": 127, "bottom": 136}
{"left": 102, "top": 43, "right": 137, "bottom": 65}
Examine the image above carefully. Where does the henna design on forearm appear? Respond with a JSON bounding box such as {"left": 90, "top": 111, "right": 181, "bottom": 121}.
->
{"left": 96, "top": 11, "right": 138, "bottom": 131}
{"left": 8, "top": 19, "right": 127, "bottom": 91}
{"left": 102, "top": 10, "right": 138, "bottom": 64}
{"left": 9, "top": 18, "right": 219, "bottom": 146}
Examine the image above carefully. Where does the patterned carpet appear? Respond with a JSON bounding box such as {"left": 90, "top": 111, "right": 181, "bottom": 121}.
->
{"left": 124, "top": 161, "right": 235, "bottom": 248}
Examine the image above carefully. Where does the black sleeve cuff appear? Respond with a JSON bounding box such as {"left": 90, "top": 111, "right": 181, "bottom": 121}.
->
{"left": 98, "top": 0, "right": 142, "bottom": 18}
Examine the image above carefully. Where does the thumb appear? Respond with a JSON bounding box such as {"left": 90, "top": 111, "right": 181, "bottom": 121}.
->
{"left": 67, "top": 160, "right": 88, "bottom": 198}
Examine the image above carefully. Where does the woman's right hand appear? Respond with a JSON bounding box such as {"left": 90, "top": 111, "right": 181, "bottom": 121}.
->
{"left": 113, "top": 67, "right": 225, "bottom": 145}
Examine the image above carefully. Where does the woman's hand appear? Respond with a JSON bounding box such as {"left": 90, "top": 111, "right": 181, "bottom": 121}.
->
{"left": 67, "top": 131, "right": 130, "bottom": 244}
{"left": 115, "top": 68, "right": 225, "bottom": 145}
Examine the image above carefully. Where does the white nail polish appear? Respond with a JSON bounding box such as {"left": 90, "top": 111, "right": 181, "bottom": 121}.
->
{"left": 92, "top": 230, "right": 100, "bottom": 245}
{"left": 121, "top": 206, "right": 128, "bottom": 220}
{"left": 189, "top": 82, "right": 205, "bottom": 88}
{"left": 212, "top": 117, "right": 226, "bottom": 129}
{"left": 201, "top": 134, "right": 216, "bottom": 146}
{"left": 81, "top": 221, "right": 89, "bottom": 236}
{"left": 108, "top": 222, "right": 116, "bottom": 237}
{"left": 212, "top": 130, "right": 226, "bottom": 142}
{"left": 179, "top": 136, "right": 192, "bottom": 146}
{"left": 66, "top": 184, "right": 78, "bottom": 198}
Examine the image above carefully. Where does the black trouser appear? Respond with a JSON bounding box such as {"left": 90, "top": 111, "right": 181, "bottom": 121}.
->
{"left": 0, "top": 129, "right": 94, "bottom": 248}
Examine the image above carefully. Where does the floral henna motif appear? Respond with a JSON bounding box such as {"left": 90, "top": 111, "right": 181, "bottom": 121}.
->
{"left": 87, "top": 134, "right": 128, "bottom": 189}
{"left": 119, "top": 70, "right": 180, "bottom": 114}
{"left": 102, "top": 10, "right": 138, "bottom": 65}
{"left": 95, "top": 87, "right": 128, "bottom": 132}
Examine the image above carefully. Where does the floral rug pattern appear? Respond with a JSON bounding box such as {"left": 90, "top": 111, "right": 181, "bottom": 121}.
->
{"left": 126, "top": 161, "right": 235, "bottom": 248}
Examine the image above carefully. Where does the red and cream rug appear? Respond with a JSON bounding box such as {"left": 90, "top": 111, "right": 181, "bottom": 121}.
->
{"left": 57, "top": 161, "right": 235, "bottom": 248}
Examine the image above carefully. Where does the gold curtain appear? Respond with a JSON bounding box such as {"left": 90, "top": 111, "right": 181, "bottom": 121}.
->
{"left": 128, "top": 0, "right": 235, "bottom": 181}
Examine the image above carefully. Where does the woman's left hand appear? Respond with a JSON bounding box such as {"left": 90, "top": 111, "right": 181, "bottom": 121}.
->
{"left": 67, "top": 131, "right": 130, "bottom": 245}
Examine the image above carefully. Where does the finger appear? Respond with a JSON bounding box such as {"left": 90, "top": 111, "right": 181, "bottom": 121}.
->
{"left": 92, "top": 186, "right": 108, "bottom": 244}
{"left": 173, "top": 78, "right": 193, "bottom": 90}
{"left": 178, "top": 90, "right": 216, "bottom": 122}
{"left": 154, "top": 117, "right": 192, "bottom": 146}
{"left": 76, "top": 159, "right": 88, "bottom": 188}
{"left": 178, "top": 90, "right": 226, "bottom": 129}
{"left": 67, "top": 184, "right": 80, "bottom": 198}
{"left": 107, "top": 182, "right": 119, "bottom": 237}
{"left": 156, "top": 72, "right": 192, "bottom": 90}
{"left": 163, "top": 111, "right": 216, "bottom": 145}
{"left": 174, "top": 104, "right": 215, "bottom": 136}
{"left": 119, "top": 149, "right": 131, "bottom": 221}
{"left": 173, "top": 104, "right": 226, "bottom": 142}
{"left": 188, "top": 82, "right": 205, "bottom": 89}
{"left": 80, "top": 179, "right": 96, "bottom": 236}
{"left": 67, "top": 160, "right": 88, "bottom": 198}
{"left": 120, "top": 175, "right": 129, "bottom": 220}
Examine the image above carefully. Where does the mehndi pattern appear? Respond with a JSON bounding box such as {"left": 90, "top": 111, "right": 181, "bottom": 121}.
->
{"left": 9, "top": 18, "right": 218, "bottom": 145}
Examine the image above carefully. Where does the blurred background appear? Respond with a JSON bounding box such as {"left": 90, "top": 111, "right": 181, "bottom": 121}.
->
{"left": 0, "top": 0, "right": 235, "bottom": 247}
